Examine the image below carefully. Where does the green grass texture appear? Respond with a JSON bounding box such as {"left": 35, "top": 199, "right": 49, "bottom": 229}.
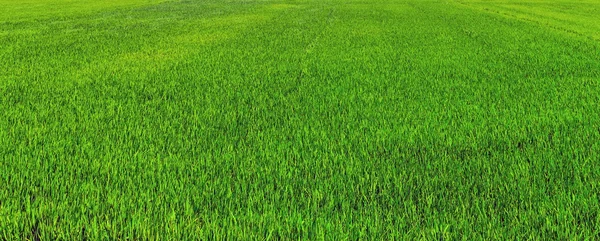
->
{"left": 1, "top": 0, "right": 600, "bottom": 239}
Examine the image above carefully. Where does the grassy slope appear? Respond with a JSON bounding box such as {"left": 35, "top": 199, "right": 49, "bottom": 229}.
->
{"left": 1, "top": 0, "right": 599, "bottom": 239}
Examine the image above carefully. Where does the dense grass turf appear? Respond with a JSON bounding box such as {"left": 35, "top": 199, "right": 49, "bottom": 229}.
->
{"left": 1, "top": 0, "right": 600, "bottom": 239}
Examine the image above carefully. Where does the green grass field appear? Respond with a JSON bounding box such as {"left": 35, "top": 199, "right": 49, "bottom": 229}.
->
{"left": 1, "top": 0, "right": 600, "bottom": 239}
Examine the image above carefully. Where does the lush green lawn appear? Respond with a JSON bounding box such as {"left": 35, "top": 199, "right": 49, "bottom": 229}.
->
{"left": 1, "top": 0, "right": 599, "bottom": 239}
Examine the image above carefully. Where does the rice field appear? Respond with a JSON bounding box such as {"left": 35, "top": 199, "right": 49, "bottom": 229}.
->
{"left": 1, "top": 0, "right": 600, "bottom": 239}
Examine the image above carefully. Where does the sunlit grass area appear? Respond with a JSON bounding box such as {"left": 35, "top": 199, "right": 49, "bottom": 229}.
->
{"left": 0, "top": 0, "right": 166, "bottom": 21}
{"left": 1, "top": 0, "right": 599, "bottom": 239}
{"left": 457, "top": 0, "right": 600, "bottom": 40}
